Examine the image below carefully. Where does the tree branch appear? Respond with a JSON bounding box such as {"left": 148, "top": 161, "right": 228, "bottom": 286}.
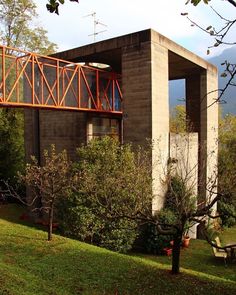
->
{"left": 227, "top": 0, "right": 236, "bottom": 8}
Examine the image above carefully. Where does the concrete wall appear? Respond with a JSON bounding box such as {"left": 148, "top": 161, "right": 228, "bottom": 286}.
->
{"left": 24, "top": 109, "right": 87, "bottom": 163}
{"left": 170, "top": 133, "right": 198, "bottom": 238}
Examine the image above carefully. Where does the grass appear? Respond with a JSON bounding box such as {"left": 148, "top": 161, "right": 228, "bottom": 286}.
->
{"left": 0, "top": 204, "right": 236, "bottom": 295}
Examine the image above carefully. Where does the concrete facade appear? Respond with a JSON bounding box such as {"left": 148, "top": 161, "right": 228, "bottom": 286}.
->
{"left": 25, "top": 29, "right": 218, "bottom": 213}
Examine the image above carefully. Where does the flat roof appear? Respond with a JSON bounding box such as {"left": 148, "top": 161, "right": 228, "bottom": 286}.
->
{"left": 52, "top": 29, "right": 217, "bottom": 79}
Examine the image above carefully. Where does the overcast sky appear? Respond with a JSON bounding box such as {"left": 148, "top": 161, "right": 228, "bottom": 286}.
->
{"left": 34, "top": 0, "right": 236, "bottom": 58}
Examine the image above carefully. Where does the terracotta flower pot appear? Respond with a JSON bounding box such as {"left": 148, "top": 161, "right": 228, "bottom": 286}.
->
{"left": 182, "top": 236, "right": 190, "bottom": 248}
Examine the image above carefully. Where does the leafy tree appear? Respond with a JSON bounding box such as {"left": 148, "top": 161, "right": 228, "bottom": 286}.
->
{"left": 57, "top": 137, "right": 153, "bottom": 252}
{"left": 170, "top": 105, "right": 187, "bottom": 133}
{"left": 218, "top": 114, "right": 236, "bottom": 226}
{"left": 0, "top": 0, "right": 57, "bottom": 183}
{"left": 0, "top": 108, "right": 24, "bottom": 183}
{"left": 0, "top": 0, "right": 57, "bottom": 52}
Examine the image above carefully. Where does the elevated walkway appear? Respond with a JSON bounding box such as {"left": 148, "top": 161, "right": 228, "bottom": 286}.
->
{"left": 0, "top": 45, "right": 122, "bottom": 114}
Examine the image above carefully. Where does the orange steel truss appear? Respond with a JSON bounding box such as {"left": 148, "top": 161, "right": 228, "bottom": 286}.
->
{"left": 0, "top": 45, "right": 122, "bottom": 114}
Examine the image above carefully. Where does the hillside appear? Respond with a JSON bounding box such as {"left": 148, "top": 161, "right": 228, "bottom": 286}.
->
{"left": 1, "top": 204, "right": 236, "bottom": 295}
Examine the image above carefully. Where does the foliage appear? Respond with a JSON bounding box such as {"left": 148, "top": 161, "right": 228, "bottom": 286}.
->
{"left": 144, "top": 209, "right": 176, "bottom": 255}
{"left": 1, "top": 204, "right": 236, "bottom": 295}
{"left": 0, "top": 0, "right": 57, "bottom": 52}
{"left": 57, "top": 136, "right": 153, "bottom": 253}
{"left": 57, "top": 193, "right": 138, "bottom": 253}
{"left": 170, "top": 105, "right": 187, "bottom": 133}
{"left": 0, "top": 109, "right": 24, "bottom": 183}
{"left": 19, "top": 145, "right": 72, "bottom": 241}
{"left": 170, "top": 107, "right": 236, "bottom": 228}
{"left": 57, "top": 193, "right": 101, "bottom": 243}
{"left": 218, "top": 114, "right": 236, "bottom": 226}
{"left": 0, "top": 0, "right": 58, "bottom": 185}
{"left": 165, "top": 175, "right": 196, "bottom": 218}
{"left": 218, "top": 201, "right": 236, "bottom": 227}
{"left": 46, "top": 0, "right": 79, "bottom": 15}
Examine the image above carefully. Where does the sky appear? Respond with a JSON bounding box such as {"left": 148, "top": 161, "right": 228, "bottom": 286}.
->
{"left": 34, "top": 0, "right": 236, "bottom": 58}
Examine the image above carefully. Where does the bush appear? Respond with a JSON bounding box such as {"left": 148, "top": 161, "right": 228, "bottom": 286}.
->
{"left": 56, "top": 136, "right": 152, "bottom": 253}
{"left": 218, "top": 200, "right": 236, "bottom": 227}
{"left": 56, "top": 193, "right": 138, "bottom": 252}
{"left": 142, "top": 209, "right": 177, "bottom": 255}
{"left": 56, "top": 194, "right": 102, "bottom": 244}
{"left": 99, "top": 218, "right": 137, "bottom": 253}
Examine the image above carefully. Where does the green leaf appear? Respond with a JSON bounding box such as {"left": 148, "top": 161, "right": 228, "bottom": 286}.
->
{"left": 59, "top": 0, "right": 65, "bottom": 4}
{"left": 186, "top": 0, "right": 210, "bottom": 5}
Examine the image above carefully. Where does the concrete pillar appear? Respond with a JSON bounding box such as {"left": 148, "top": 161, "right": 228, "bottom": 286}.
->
{"left": 186, "top": 67, "right": 218, "bottom": 207}
{"left": 151, "top": 41, "right": 169, "bottom": 212}
{"left": 199, "top": 68, "right": 218, "bottom": 206}
{"left": 122, "top": 42, "right": 152, "bottom": 145}
{"left": 122, "top": 37, "right": 169, "bottom": 212}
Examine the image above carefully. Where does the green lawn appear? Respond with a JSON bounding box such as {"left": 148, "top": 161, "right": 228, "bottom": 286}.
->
{"left": 1, "top": 204, "right": 236, "bottom": 295}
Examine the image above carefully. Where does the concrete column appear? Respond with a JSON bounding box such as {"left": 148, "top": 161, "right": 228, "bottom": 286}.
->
{"left": 122, "top": 38, "right": 169, "bottom": 212}
{"left": 199, "top": 68, "right": 218, "bottom": 206}
{"left": 151, "top": 41, "right": 169, "bottom": 212}
{"left": 122, "top": 42, "right": 152, "bottom": 145}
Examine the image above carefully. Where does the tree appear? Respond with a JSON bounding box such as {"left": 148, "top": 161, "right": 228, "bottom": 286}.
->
{"left": 46, "top": 0, "right": 79, "bottom": 15}
{"left": 218, "top": 114, "right": 236, "bottom": 226}
{"left": 0, "top": 0, "right": 58, "bottom": 183}
{"left": 57, "top": 136, "right": 153, "bottom": 252}
{"left": 170, "top": 105, "right": 187, "bottom": 133}
{"left": 1, "top": 145, "right": 73, "bottom": 241}
{"left": 19, "top": 145, "right": 72, "bottom": 241}
{"left": 55, "top": 136, "right": 226, "bottom": 274}
{"left": 184, "top": 0, "right": 236, "bottom": 103}
{"left": 0, "top": 0, "right": 57, "bottom": 52}
{"left": 0, "top": 109, "right": 24, "bottom": 182}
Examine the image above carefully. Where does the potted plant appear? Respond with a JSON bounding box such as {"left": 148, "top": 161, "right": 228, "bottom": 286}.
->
{"left": 182, "top": 227, "right": 191, "bottom": 248}
{"left": 182, "top": 235, "right": 190, "bottom": 247}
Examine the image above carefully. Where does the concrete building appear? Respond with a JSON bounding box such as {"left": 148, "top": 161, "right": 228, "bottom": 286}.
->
{"left": 24, "top": 29, "right": 218, "bottom": 217}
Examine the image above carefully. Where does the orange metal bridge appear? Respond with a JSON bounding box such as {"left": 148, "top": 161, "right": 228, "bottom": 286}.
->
{"left": 0, "top": 45, "right": 123, "bottom": 115}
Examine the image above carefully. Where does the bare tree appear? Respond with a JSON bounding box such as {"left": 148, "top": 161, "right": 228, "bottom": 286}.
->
{"left": 2, "top": 145, "right": 73, "bottom": 241}
{"left": 183, "top": 0, "right": 236, "bottom": 103}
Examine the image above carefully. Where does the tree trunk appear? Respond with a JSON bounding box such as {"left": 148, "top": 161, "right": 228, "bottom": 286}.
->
{"left": 48, "top": 205, "right": 54, "bottom": 241}
{"left": 171, "top": 234, "right": 182, "bottom": 274}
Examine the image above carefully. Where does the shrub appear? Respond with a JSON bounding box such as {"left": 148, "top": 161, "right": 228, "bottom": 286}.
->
{"left": 56, "top": 194, "right": 102, "bottom": 244}
{"left": 57, "top": 193, "right": 138, "bottom": 252}
{"left": 57, "top": 137, "right": 152, "bottom": 253}
{"left": 142, "top": 209, "right": 177, "bottom": 255}
{"left": 218, "top": 200, "right": 236, "bottom": 227}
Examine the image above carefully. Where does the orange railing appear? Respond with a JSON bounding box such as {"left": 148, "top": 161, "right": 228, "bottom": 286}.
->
{"left": 0, "top": 45, "right": 122, "bottom": 114}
